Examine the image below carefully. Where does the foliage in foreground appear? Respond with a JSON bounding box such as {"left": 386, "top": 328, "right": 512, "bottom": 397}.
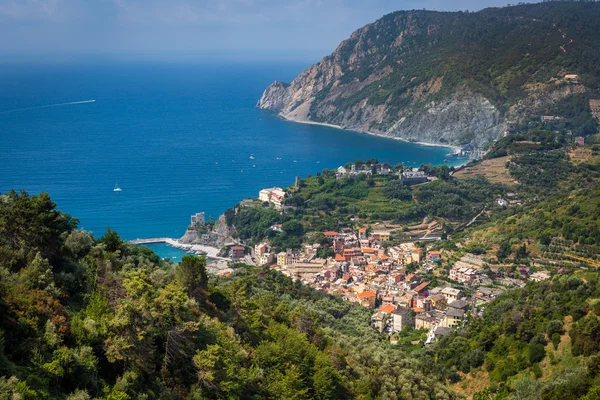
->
{"left": 0, "top": 190, "right": 458, "bottom": 399}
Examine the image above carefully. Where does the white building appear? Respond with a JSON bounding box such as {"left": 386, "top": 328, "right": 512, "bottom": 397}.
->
{"left": 191, "top": 212, "right": 205, "bottom": 225}
{"left": 257, "top": 252, "right": 274, "bottom": 266}
{"left": 259, "top": 187, "right": 286, "bottom": 209}
{"left": 255, "top": 242, "right": 270, "bottom": 257}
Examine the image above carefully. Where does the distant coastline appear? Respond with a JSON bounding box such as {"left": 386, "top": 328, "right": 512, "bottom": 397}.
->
{"left": 280, "top": 113, "right": 462, "bottom": 157}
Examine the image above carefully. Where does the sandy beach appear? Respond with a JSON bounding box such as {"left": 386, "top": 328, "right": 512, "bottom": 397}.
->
{"left": 163, "top": 238, "right": 230, "bottom": 261}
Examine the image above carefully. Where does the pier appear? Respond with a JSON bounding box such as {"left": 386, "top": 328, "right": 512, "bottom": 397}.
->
{"left": 129, "top": 238, "right": 172, "bottom": 245}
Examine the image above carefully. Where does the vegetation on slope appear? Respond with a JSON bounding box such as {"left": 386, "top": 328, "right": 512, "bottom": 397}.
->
{"left": 0, "top": 190, "right": 459, "bottom": 399}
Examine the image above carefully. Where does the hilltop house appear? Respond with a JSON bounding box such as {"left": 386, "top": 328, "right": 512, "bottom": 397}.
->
{"left": 401, "top": 169, "right": 429, "bottom": 185}
{"left": 259, "top": 187, "right": 286, "bottom": 209}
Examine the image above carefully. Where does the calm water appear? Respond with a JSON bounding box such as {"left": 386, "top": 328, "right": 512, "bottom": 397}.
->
{"left": 0, "top": 61, "right": 457, "bottom": 255}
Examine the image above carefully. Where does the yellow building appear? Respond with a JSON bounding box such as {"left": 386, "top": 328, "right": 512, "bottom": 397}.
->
{"left": 277, "top": 252, "right": 288, "bottom": 266}
{"left": 411, "top": 248, "right": 423, "bottom": 263}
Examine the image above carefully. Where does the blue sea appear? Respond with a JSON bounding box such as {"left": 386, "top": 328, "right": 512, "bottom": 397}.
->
{"left": 0, "top": 61, "right": 458, "bottom": 258}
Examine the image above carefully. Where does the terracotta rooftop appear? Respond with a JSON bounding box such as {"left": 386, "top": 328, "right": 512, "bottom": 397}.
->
{"left": 414, "top": 281, "right": 431, "bottom": 293}
{"left": 358, "top": 291, "right": 376, "bottom": 299}
{"left": 379, "top": 304, "right": 397, "bottom": 314}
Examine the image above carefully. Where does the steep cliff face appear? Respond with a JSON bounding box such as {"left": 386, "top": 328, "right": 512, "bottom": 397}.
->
{"left": 258, "top": 2, "right": 600, "bottom": 147}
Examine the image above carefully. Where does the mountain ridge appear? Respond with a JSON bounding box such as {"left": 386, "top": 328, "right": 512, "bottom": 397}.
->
{"left": 258, "top": 1, "right": 600, "bottom": 148}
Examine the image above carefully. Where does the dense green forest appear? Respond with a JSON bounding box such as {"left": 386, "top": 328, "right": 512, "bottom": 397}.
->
{"left": 0, "top": 190, "right": 459, "bottom": 399}
{"left": 434, "top": 273, "right": 600, "bottom": 399}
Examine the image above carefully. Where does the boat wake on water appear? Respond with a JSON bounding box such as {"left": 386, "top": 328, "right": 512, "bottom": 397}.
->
{"left": 0, "top": 99, "right": 96, "bottom": 114}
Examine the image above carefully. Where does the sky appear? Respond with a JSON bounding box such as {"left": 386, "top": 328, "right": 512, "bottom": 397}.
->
{"left": 0, "top": 0, "right": 538, "bottom": 62}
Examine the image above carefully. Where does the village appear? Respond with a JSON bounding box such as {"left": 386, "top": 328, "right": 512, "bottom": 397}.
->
{"left": 182, "top": 154, "right": 588, "bottom": 345}
{"left": 218, "top": 169, "right": 558, "bottom": 345}
{"left": 234, "top": 223, "right": 556, "bottom": 344}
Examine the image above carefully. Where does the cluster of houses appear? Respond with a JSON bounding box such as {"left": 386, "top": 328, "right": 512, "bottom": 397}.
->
{"left": 239, "top": 223, "right": 556, "bottom": 344}
{"left": 335, "top": 163, "right": 437, "bottom": 185}
{"left": 336, "top": 162, "right": 393, "bottom": 177}
{"left": 246, "top": 227, "right": 500, "bottom": 342}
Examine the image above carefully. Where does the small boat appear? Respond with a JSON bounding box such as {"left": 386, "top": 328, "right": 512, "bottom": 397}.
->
{"left": 241, "top": 169, "right": 243, "bottom": 173}
{"left": 249, "top": 155, "right": 255, "bottom": 160}
{"left": 276, "top": 157, "right": 282, "bottom": 160}
{"left": 252, "top": 164, "right": 256, "bottom": 168}
{"left": 113, "top": 182, "right": 122, "bottom": 192}
{"left": 316, "top": 161, "right": 320, "bottom": 164}
{"left": 215, "top": 162, "right": 219, "bottom": 165}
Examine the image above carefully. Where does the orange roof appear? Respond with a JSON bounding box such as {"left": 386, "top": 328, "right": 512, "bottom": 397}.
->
{"left": 414, "top": 281, "right": 431, "bottom": 293}
{"left": 323, "top": 231, "right": 339, "bottom": 236}
{"left": 380, "top": 254, "right": 388, "bottom": 260}
{"left": 406, "top": 274, "right": 416, "bottom": 280}
{"left": 342, "top": 275, "right": 351, "bottom": 281}
{"left": 428, "top": 250, "right": 441, "bottom": 255}
{"left": 358, "top": 291, "right": 376, "bottom": 299}
{"left": 379, "top": 304, "right": 397, "bottom": 314}
{"left": 412, "top": 307, "right": 424, "bottom": 313}
{"left": 335, "top": 254, "right": 346, "bottom": 262}
{"left": 362, "top": 247, "right": 375, "bottom": 253}
{"left": 413, "top": 248, "right": 423, "bottom": 254}
{"left": 359, "top": 228, "right": 367, "bottom": 232}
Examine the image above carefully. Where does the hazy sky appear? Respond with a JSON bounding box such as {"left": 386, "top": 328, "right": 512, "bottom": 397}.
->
{"left": 0, "top": 0, "right": 537, "bottom": 61}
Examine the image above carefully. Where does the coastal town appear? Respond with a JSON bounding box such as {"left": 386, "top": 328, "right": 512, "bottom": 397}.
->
{"left": 169, "top": 160, "right": 566, "bottom": 346}
{"left": 241, "top": 224, "right": 539, "bottom": 344}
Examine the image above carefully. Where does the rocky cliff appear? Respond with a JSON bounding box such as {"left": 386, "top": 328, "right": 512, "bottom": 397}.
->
{"left": 258, "top": 2, "right": 600, "bottom": 147}
{"left": 179, "top": 215, "right": 236, "bottom": 247}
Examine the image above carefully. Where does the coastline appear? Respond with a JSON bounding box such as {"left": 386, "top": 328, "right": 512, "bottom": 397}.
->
{"left": 131, "top": 238, "right": 230, "bottom": 262}
{"left": 280, "top": 113, "right": 462, "bottom": 156}
{"left": 163, "top": 238, "right": 229, "bottom": 261}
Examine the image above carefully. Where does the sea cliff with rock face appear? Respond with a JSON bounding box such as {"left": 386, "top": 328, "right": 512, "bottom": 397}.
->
{"left": 258, "top": 2, "right": 600, "bottom": 148}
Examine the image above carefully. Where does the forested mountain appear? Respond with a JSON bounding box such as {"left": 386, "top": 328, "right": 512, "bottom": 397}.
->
{"left": 258, "top": 1, "right": 600, "bottom": 147}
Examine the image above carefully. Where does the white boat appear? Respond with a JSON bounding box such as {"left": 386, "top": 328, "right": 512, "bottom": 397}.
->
{"left": 113, "top": 182, "right": 122, "bottom": 192}
{"left": 249, "top": 155, "right": 255, "bottom": 160}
